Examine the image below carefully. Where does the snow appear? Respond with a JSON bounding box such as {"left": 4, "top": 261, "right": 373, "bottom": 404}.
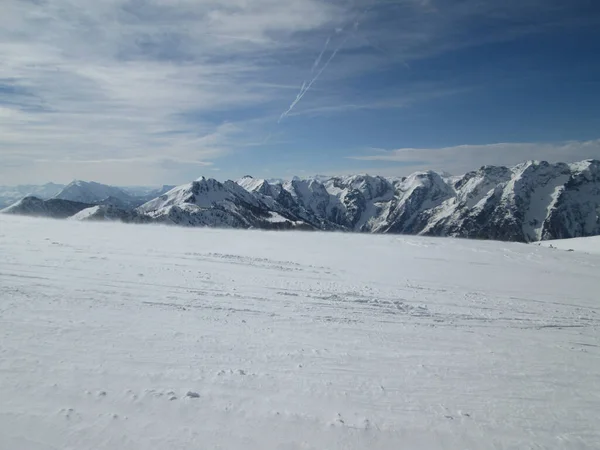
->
{"left": 352, "top": 200, "right": 379, "bottom": 231}
{"left": 324, "top": 175, "right": 396, "bottom": 232}
{"left": 1, "top": 215, "right": 599, "bottom": 450}
{"left": 508, "top": 162, "right": 573, "bottom": 242}
{"left": 265, "top": 212, "right": 291, "bottom": 223}
{"left": 138, "top": 182, "right": 232, "bottom": 215}
{"left": 522, "top": 176, "right": 570, "bottom": 241}
{"left": 568, "top": 159, "right": 594, "bottom": 174}
{"left": 284, "top": 178, "right": 338, "bottom": 218}
{"left": 538, "top": 235, "right": 600, "bottom": 255}
{"left": 237, "top": 176, "right": 268, "bottom": 193}
{"left": 69, "top": 205, "right": 102, "bottom": 221}
{"left": 454, "top": 167, "right": 512, "bottom": 209}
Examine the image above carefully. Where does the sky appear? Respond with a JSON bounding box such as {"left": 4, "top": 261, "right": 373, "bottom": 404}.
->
{"left": 1, "top": 0, "right": 600, "bottom": 186}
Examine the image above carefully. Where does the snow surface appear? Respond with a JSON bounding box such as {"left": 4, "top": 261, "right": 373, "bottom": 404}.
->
{"left": 538, "top": 235, "right": 600, "bottom": 255}
{"left": 1, "top": 215, "right": 599, "bottom": 450}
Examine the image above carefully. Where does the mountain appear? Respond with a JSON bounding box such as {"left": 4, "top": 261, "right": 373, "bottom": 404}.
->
{"left": 423, "top": 160, "right": 600, "bottom": 241}
{"left": 0, "top": 182, "right": 173, "bottom": 220}
{"left": 53, "top": 180, "right": 142, "bottom": 207}
{"left": 0, "top": 182, "right": 174, "bottom": 211}
{"left": 136, "top": 177, "right": 313, "bottom": 230}
{"left": 1, "top": 196, "right": 92, "bottom": 219}
{"left": 237, "top": 176, "right": 339, "bottom": 230}
{"left": 0, "top": 183, "right": 64, "bottom": 209}
{"left": 3, "top": 160, "right": 599, "bottom": 242}
{"left": 237, "top": 160, "right": 600, "bottom": 242}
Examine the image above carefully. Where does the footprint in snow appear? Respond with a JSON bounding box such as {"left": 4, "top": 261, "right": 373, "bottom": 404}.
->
{"left": 329, "top": 413, "right": 345, "bottom": 427}
{"left": 216, "top": 369, "right": 248, "bottom": 376}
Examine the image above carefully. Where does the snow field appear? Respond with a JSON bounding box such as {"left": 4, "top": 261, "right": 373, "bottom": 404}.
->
{"left": 0, "top": 215, "right": 599, "bottom": 449}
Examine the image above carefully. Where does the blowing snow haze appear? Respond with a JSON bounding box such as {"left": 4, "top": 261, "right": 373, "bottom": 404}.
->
{"left": 2, "top": 2, "right": 600, "bottom": 450}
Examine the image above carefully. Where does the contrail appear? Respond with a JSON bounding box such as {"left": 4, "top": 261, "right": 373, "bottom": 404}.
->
{"left": 278, "top": 6, "right": 372, "bottom": 122}
{"left": 278, "top": 35, "right": 349, "bottom": 122}
{"left": 279, "top": 35, "right": 336, "bottom": 122}
{"left": 311, "top": 36, "right": 331, "bottom": 73}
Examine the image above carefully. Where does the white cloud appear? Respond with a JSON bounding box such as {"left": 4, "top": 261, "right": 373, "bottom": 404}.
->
{"left": 0, "top": 0, "right": 594, "bottom": 184}
{"left": 0, "top": 0, "right": 353, "bottom": 184}
{"left": 348, "top": 139, "right": 600, "bottom": 175}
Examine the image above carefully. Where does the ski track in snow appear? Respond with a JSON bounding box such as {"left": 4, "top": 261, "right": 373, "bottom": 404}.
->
{"left": 0, "top": 215, "right": 599, "bottom": 449}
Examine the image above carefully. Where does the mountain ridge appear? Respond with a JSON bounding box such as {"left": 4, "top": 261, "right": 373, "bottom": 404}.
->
{"left": 2, "top": 159, "right": 599, "bottom": 243}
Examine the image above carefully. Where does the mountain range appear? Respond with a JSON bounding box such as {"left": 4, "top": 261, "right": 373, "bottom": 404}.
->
{"left": 0, "top": 182, "right": 65, "bottom": 209}
{"left": 2, "top": 159, "right": 599, "bottom": 243}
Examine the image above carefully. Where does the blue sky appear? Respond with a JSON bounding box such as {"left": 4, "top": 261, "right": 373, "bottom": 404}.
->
{"left": 1, "top": 0, "right": 600, "bottom": 185}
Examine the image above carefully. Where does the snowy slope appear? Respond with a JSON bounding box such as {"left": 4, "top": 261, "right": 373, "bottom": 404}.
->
{"left": 537, "top": 235, "right": 600, "bottom": 255}
{"left": 0, "top": 215, "right": 599, "bottom": 450}
{"left": 69, "top": 205, "right": 153, "bottom": 224}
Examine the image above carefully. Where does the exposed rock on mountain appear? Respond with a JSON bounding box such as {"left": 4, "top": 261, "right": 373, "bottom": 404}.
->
{"left": 1, "top": 196, "right": 92, "bottom": 219}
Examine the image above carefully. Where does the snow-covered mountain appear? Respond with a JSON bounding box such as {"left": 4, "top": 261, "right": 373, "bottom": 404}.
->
{"left": 423, "top": 160, "right": 600, "bottom": 241}
{"left": 53, "top": 180, "right": 142, "bottom": 207}
{"left": 0, "top": 183, "right": 64, "bottom": 209}
{"left": 1, "top": 196, "right": 92, "bottom": 219}
{"left": 3, "top": 160, "right": 599, "bottom": 242}
{"left": 237, "top": 160, "right": 600, "bottom": 242}
{"left": 136, "top": 177, "right": 313, "bottom": 230}
{"left": 69, "top": 205, "right": 153, "bottom": 224}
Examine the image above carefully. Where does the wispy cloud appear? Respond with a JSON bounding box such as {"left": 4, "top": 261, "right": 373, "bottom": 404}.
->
{"left": 1, "top": 0, "right": 353, "bottom": 183}
{"left": 348, "top": 139, "right": 600, "bottom": 175}
{"left": 1, "top": 0, "right": 597, "bottom": 184}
